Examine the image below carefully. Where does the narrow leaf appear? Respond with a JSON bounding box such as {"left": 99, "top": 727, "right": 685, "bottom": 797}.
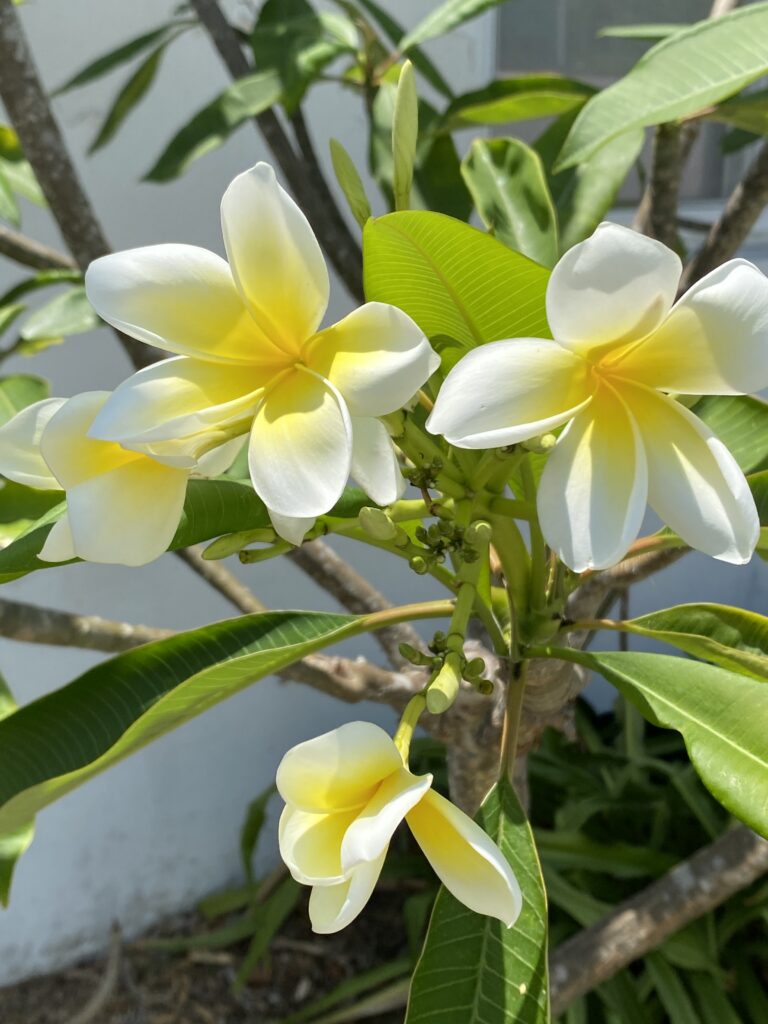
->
{"left": 392, "top": 61, "right": 418, "bottom": 211}
{"left": 400, "top": 0, "right": 512, "bottom": 52}
{"left": 598, "top": 24, "right": 688, "bottom": 40}
{"left": 444, "top": 75, "right": 594, "bottom": 130}
{"left": 234, "top": 877, "right": 301, "bottom": 990}
{"left": 240, "top": 784, "right": 276, "bottom": 883}
{"left": 0, "top": 674, "right": 33, "bottom": 905}
{"left": 89, "top": 43, "right": 168, "bottom": 152}
{"left": 330, "top": 139, "right": 371, "bottom": 228}
{"left": 53, "top": 23, "right": 188, "bottom": 93}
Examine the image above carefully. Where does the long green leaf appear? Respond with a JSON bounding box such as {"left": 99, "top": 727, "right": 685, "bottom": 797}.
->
{"left": 692, "top": 394, "right": 768, "bottom": 473}
{"left": 444, "top": 75, "right": 593, "bottom": 130}
{"left": 144, "top": 70, "right": 283, "bottom": 182}
{"left": 557, "top": 3, "right": 768, "bottom": 170}
{"left": 598, "top": 24, "right": 688, "bottom": 40}
{"left": 392, "top": 62, "right": 418, "bottom": 211}
{"left": 282, "top": 958, "right": 411, "bottom": 1024}
{"left": 0, "top": 674, "right": 33, "bottom": 906}
{"left": 399, "top": 0, "right": 513, "bottom": 52}
{"left": 0, "top": 481, "right": 62, "bottom": 548}
{"left": 461, "top": 138, "right": 558, "bottom": 266}
{"left": 544, "top": 649, "right": 768, "bottom": 837}
{"left": 329, "top": 139, "right": 371, "bottom": 228}
{"left": 363, "top": 210, "right": 550, "bottom": 350}
{"left": 606, "top": 603, "right": 768, "bottom": 681}
{"left": 89, "top": 43, "right": 168, "bottom": 152}
{"left": 234, "top": 877, "right": 302, "bottom": 990}
{"left": 406, "top": 778, "right": 549, "bottom": 1024}
{"left": 0, "top": 373, "right": 48, "bottom": 426}
{"left": 645, "top": 954, "right": 699, "bottom": 1024}
{"left": 708, "top": 87, "right": 768, "bottom": 136}
{"left": 53, "top": 23, "right": 189, "bottom": 93}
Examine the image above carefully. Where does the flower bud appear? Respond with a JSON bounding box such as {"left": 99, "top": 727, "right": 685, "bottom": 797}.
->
{"left": 359, "top": 505, "right": 398, "bottom": 541}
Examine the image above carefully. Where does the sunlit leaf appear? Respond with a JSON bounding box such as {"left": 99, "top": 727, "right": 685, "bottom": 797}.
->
{"left": 399, "top": 0, "right": 515, "bottom": 52}
{"left": 444, "top": 75, "right": 593, "bottom": 130}
{"left": 20, "top": 286, "right": 99, "bottom": 342}
{"left": 0, "top": 374, "right": 49, "bottom": 426}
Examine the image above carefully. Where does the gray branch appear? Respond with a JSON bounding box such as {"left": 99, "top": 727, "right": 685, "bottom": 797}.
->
{"left": 648, "top": 122, "right": 683, "bottom": 249}
{"left": 0, "top": 225, "right": 76, "bottom": 271}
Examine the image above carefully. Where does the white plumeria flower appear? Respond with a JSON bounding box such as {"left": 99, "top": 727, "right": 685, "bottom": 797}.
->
{"left": 0, "top": 392, "right": 197, "bottom": 566}
{"left": 428, "top": 223, "right": 767, "bottom": 572}
{"left": 277, "top": 721, "right": 522, "bottom": 934}
{"left": 84, "top": 163, "right": 438, "bottom": 544}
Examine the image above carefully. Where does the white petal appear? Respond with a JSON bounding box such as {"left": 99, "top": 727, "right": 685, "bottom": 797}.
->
{"left": 340, "top": 769, "right": 432, "bottom": 872}
{"left": 547, "top": 222, "right": 682, "bottom": 353}
{"left": 611, "top": 259, "right": 768, "bottom": 395}
{"left": 196, "top": 437, "right": 245, "bottom": 478}
{"left": 308, "top": 851, "right": 386, "bottom": 934}
{"left": 40, "top": 392, "right": 136, "bottom": 489}
{"left": 279, "top": 805, "right": 356, "bottom": 885}
{"left": 248, "top": 369, "right": 352, "bottom": 518}
{"left": 426, "top": 338, "right": 592, "bottom": 448}
{"left": 0, "top": 398, "right": 65, "bottom": 490}
{"left": 221, "top": 163, "right": 329, "bottom": 354}
{"left": 305, "top": 302, "right": 438, "bottom": 417}
{"left": 351, "top": 417, "right": 404, "bottom": 506}
{"left": 38, "top": 513, "right": 76, "bottom": 563}
{"left": 85, "top": 244, "right": 283, "bottom": 363}
{"left": 276, "top": 721, "right": 402, "bottom": 814}
{"left": 538, "top": 383, "right": 648, "bottom": 572}
{"left": 268, "top": 508, "right": 315, "bottom": 545}
{"left": 621, "top": 383, "right": 759, "bottom": 563}
{"left": 406, "top": 790, "right": 522, "bottom": 928}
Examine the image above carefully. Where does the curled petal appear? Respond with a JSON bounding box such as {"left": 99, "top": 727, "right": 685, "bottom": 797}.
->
{"left": 538, "top": 383, "right": 648, "bottom": 572}
{"left": 0, "top": 398, "right": 65, "bottom": 489}
{"left": 41, "top": 392, "right": 137, "bottom": 489}
{"left": 351, "top": 417, "right": 404, "bottom": 506}
{"left": 195, "top": 437, "right": 246, "bottom": 478}
{"left": 308, "top": 851, "right": 386, "bottom": 934}
{"left": 610, "top": 259, "right": 768, "bottom": 395}
{"left": 221, "top": 163, "right": 329, "bottom": 354}
{"left": 248, "top": 369, "right": 352, "bottom": 518}
{"left": 305, "top": 302, "right": 438, "bottom": 417}
{"left": 621, "top": 383, "right": 759, "bottom": 563}
{"left": 547, "top": 222, "right": 681, "bottom": 353}
{"left": 276, "top": 721, "right": 402, "bottom": 814}
{"left": 268, "top": 508, "right": 315, "bottom": 546}
{"left": 85, "top": 244, "right": 282, "bottom": 363}
{"left": 406, "top": 790, "right": 522, "bottom": 927}
{"left": 427, "top": 338, "right": 592, "bottom": 448}
{"left": 279, "top": 805, "right": 357, "bottom": 885}
{"left": 340, "top": 769, "right": 432, "bottom": 873}
{"left": 38, "top": 514, "right": 76, "bottom": 563}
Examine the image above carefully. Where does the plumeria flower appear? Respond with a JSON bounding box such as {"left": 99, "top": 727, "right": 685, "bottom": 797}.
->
{"left": 83, "top": 163, "right": 438, "bottom": 544}
{"left": 277, "top": 721, "right": 522, "bottom": 934}
{"left": 0, "top": 392, "right": 237, "bottom": 566}
{"left": 428, "top": 223, "right": 767, "bottom": 572}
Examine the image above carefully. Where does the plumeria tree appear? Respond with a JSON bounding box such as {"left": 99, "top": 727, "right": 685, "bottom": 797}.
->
{"left": 0, "top": 0, "right": 768, "bottom": 1021}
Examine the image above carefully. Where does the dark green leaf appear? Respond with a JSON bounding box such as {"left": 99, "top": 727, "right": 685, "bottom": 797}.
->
{"left": 461, "top": 137, "right": 558, "bottom": 266}
{"left": 399, "top": 0, "right": 514, "bottom": 52}
{"left": 708, "top": 87, "right": 768, "bottom": 136}
{"left": 234, "top": 877, "right": 302, "bottom": 990}
{"left": 282, "top": 958, "right": 411, "bottom": 1024}
{"left": 0, "top": 374, "right": 49, "bottom": 426}
{"left": 89, "top": 43, "right": 168, "bottom": 152}
{"left": 240, "top": 784, "right": 276, "bottom": 884}
{"left": 406, "top": 778, "right": 549, "bottom": 1024}
{"left": 645, "top": 954, "right": 699, "bottom": 1024}
{"left": 0, "top": 481, "right": 62, "bottom": 547}
{"left": 144, "top": 70, "right": 283, "bottom": 182}
{"left": 536, "top": 829, "right": 673, "bottom": 878}
{"left": 0, "top": 675, "right": 33, "bottom": 906}
{"left": 53, "top": 23, "right": 189, "bottom": 94}
{"left": 688, "top": 972, "right": 743, "bottom": 1024}
{"left": 444, "top": 75, "right": 594, "bottom": 130}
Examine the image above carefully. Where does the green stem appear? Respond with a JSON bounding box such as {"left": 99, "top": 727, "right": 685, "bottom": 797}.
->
{"left": 500, "top": 658, "right": 528, "bottom": 787}
{"left": 484, "top": 495, "right": 536, "bottom": 519}
{"left": 342, "top": 526, "right": 458, "bottom": 592}
{"left": 361, "top": 598, "right": 455, "bottom": 631}
{"left": 393, "top": 693, "right": 427, "bottom": 762}
{"left": 520, "top": 457, "right": 547, "bottom": 612}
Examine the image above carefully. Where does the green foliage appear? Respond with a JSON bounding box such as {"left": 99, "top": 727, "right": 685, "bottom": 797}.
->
{"left": 693, "top": 394, "right": 768, "bottom": 474}
{"left": 329, "top": 139, "right": 371, "bottom": 228}
{"left": 598, "top": 24, "right": 688, "bottom": 41}
{"left": 0, "top": 481, "right": 62, "bottom": 548}
{"left": 88, "top": 43, "right": 171, "bottom": 152}
{"left": 19, "top": 286, "right": 100, "bottom": 344}
{"left": 363, "top": 211, "right": 550, "bottom": 352}
{"left": 407, "top": 778, "right": 549, "bottom": 1024}
{"left": 444, "top": 75, "right": 593, "bottom": 130}
{"left": 0, "top": 124, "right": 45, "bottom": 220}
{"left": 557, "top": 3, "right": 768, "bottom": 170}
{"left": 240, "top": 784, "right": 276, "bottom": 884}
{"left": 0, "top": 675, "right": 33, "bottom": 906}
{"left": 708, "top": 87, "right": 768, "bottom": 137}
{"left": 0, "top": 374, "right": 48, "bottom": 425}
{"left": 392, "top": 62, "right": 419, "bottom": 211}
{"left": 399, "top": 0, "right": 514, "bottom": 52}
{"left": 461, "top": 138, "right": 558, "bottom": 266}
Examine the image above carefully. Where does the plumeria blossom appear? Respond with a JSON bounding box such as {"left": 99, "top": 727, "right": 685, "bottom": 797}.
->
{"left": 0, "top": 392, "right": 237, "bottom": 566}
{"left": 277, "top": 721, "right": 522, "bottom": 934}
{"left": 428, "top": 222, "right": 767, "bottom": 572}
{"left": 83, "top": 163, "right": 438, "bottom": 544}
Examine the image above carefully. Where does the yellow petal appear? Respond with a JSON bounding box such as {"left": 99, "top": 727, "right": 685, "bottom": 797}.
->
{"left": 279, "top": 805, "right": 357, "bottom": 885}
{"left": 308, "top": 851, "right": 386, "bottom": 934}
{"left": 340, "top": 768, "right": 432, "bottom": 872}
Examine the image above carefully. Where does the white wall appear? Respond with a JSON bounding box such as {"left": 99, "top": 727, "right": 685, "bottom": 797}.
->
{"left": 0, "top": 0, "right": 497, "bottom": 984}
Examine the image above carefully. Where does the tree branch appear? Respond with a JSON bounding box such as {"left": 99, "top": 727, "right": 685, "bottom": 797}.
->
{"left": 0, "top": 225, "right": 76, "bottom": 271}
{"left": 648, "top": 122, "right": 683, "bottom": 249}
{"left": 187, "top": 0, "right": 363, "bottom": 302}
{"left": 176, "top": 544, "right": 266, "bottom": 613}
{"left": 549, "top": 825, "right": 768, "bottom": 1015}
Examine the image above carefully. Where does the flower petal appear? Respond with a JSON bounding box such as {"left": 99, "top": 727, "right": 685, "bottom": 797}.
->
{"left": 41, "top": 392, "right": 139, "bottom": 489}
{"left": 308, "top": 851, "right": 386, "bottom": 934}
{"left": 279, "top": 805, "right": 357, "bottom": 885}
{"left": 305, "top": 302, "right": 438, "bottom": 417}
{"left": 38, "top": 514, "right": 76, "bottom": 563}
{"left": 621, "top": 383, "right": 759, "bottom": 563}
{"left": 248, "top": 369, "right": 352, "bottom": 518}
{"left": 538, "top": 383, "right": 648, "bottom": 572}
{"left": 276, "top": 721, "right": 402, "bottom": 814}
{"left": 351, "top": 417, "right": 404, "bottom": 506}
{"left": 0, "top": 398, "right": 65, "bottom": 489}
{"left": 406, "top": 790, "right": 522, "bottom": 927}
{"left": 195, "top": 437, "right": 246, "bottom": 478}
{"left": 426, "top": 338, "right": 592, "bottom": 449}
{"left": 610, "top": 259, "right": 768, "bottom": 395}
{"left": 340, "top": 769, "right": 432, "bottom": 873}
{"left": 221, "top": 163, "right": 329, "bottom": 353}
{"left": 268, "top": 508, "right": 315, "bottom": 546}
{"left": 547, "top": 222, "right": 681, "bottom": 353}
{"left": 85, "top": 244, "right": 282, "bottom": 363}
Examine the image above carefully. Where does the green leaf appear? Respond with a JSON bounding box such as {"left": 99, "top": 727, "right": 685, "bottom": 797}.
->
{"left": 688, "top": 973, "right": 743, "bottom": 1024}
{"left": 240, "top": 784, "right": 275, "bottom": 884}
{"left": 0, "top": 304, "right": 25, "bottom": 339}
{"left": 144, "top": 70, "right": 283, "bottom": 182}
{"left": 0, "top": 374, "right": 48, "bottom": 425}
{"left": 461, "top": 138, "right": 558, "bottom": 266}
{"left": 721, "top": 126, "right": 760, "bottom": 154}
{"left": 708, "top": 87, "right": 768, "bottom": 136}
{"left": 0, "top": 167, "right": 20, "bottom": 227}
{"left": 535, "top": 829, "right": 673, "bottom": 878}
{"left": 20, "top": 286, "right": 99, "bottom": 342}
{"left": 598, "top": 24, "right": 688, "bottom": 40}
{"left": 392, "top": 62, "right": 418, "bottom": 211}
{"left": 645, "top": 954, "right": 699, "bottom": 1024}
{"left": 399, "top": 0, "right": 513, "bottom": 52}
{"left": 53, "top": 23, "right": 189, "bottom": 94}
{"left": 363, "top": 210, "right": 550, "bottom": 350}
{"left": 407, "top": 777, "right": 548, "bottom": 1023}
{"left": 234, "top": 876, "right": 302, "bottom": 990}
{"left": 550, "top": 649, "right": 768, "bottom": 837}
{"left": 0, "top": 674, "right": 33, "bottom": 905}
{"left": 330, "top": 138, "right": 371, "bottom": 229}
{"left": 692, "top": 395, "right": 768, "bottom": 473}
{"left": 556, "top": 3, "right": 768, "bottom": 171}
{"left": 89, "top": 43, "right": 168, "bottom": 152}
{"left": 444, "top": 75, "right": 594, "bottom": 130}
{"left": 250, "top": 0, "right": 357, "bottom": 115}
{"left": 609, "top": 603, "right": 768, "bottom": 681}
{"left": 751, "top": 470, "right": 768, "bottom": 525}
{"left": 0, "top": 268, "right": 82, "bottom": 308}
{"left": 0, "top": 481, "right": 62, "bottom": 547}
{"left": 0, "top": 126, "right": 45, "bottom": 208}
{"left": 282, "top": 958, "right": 411, "bottom": 1024}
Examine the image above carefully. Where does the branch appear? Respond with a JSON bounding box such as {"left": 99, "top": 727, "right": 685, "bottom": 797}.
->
{"left": 187, "top": 0, "right": 363, "bottom": 301}
{"left": 176, "top": 544, "right": 266, "bottom": 613}
{"left": 648, "top": 122, "right": 683, "bottom": 249}
{"left": 0, "top": 225, "right": 76, "bottom": 271}
{"left": 290, "top": 538, "right": 423, "bottom": 668}
{"left": 680, "top": 139, "right": 768, "bottom": 289}
{"left": 549, "top": 825, "right": 768, "bottom": 1015}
